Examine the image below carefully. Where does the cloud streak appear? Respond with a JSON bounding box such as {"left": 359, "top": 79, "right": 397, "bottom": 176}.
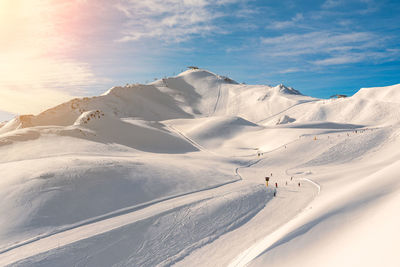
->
{"left": 115, "top": 0, "right": 243, "bottom": 42}
{"left": 261, "top": 32, "right": 376, "bottom": 55}
{"left": 259, "top": 31, "right": 398, "bottom": 68}
{"left": 267, "top": 13, "right": 304, "bottom": 29}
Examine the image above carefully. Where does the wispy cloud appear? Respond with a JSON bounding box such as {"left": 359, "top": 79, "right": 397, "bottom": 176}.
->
{"left": 267, "top": 13, "right": 304, "bottom": 29}
{"left": 115, "top": 0, "right": 244, "bottom": 42}
{"left": 259, "top": 31, "right": 398, "bottom": 67}
{"left": 278, "top": 68, "right": 302, "bottom": 74}
{"left": 321, "top": 0, "right": 380, "bottom": 14}
{"left": 313, "top": 55, "right": 364, "bottom": 65}
{"left": 261, "top": 31, "right": 376, "bottom": 56}
{"left": 322, "top": 0, "right": 342, "bottom": 9}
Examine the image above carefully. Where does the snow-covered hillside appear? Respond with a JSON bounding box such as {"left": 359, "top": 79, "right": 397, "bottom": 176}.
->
{"left": 0, "top": 68, "right": 399, "bottom": 267}
{"left": 260, "top": 83, "right": 400, "bottom": 126}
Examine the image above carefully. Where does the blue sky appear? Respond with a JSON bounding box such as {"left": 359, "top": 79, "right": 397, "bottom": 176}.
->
{"left": 0, "top": 0, "right": 399, "bottom": 121}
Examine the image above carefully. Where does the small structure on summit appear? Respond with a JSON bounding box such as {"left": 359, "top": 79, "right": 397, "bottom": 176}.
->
{"left": 187, "top": 66, "right": 199, "bottom": 70}
{"left": 221, "top": 76, "right": 236, "bottom": 83}
{"left": 330, "top": 94, "right": 348, "bottom": 98}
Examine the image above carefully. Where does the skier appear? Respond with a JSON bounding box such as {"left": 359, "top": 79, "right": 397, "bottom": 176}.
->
{"left": 265, "top": 177, "right": 269, "bottom": 187}
{"left": 275, "top": 182, "right": 278, "bottom": 188}
{"left": 298, "top": 182, "right": 301, "bottom": 187}
{"left": 273, "top": 188, "right": 277, "bottom": 197}
{"left": 291, "top": 176, "right": 293, "bottom": 181}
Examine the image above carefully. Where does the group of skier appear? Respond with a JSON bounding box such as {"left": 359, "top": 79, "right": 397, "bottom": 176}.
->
{"left": 265, "top": 173, "right": 301, "bottom": 197}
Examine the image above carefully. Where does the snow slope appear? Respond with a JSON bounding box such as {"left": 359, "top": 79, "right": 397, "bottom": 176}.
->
{"left": 0, "top": 69, "right": 399, "bottom": 267}
{"left": 247, "top": 126, "right": 400, "bottom": 267}
{"left": 261, "top": 83, "right": 400, "bottom": 126}
{"left": 0, "top": 84, "right": 191, "bottom": 135}
{"left": 152, "top": 69, "right": 317, "bottom": 122}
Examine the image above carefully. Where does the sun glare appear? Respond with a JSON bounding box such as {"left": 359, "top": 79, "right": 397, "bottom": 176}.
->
{"left": 0, "top": 0, "right": 96, "bottom": 115}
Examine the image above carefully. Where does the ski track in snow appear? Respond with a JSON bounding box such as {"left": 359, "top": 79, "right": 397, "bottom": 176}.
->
{"left": 0, "top": 171, "right": 248, "bottom": 266}
{"left": 228, "top": 178, "right": 321, "bottom": 267}
{"left": 226, "top": 145, "right": 321, "bottom": 267}
{"left": 211, "top": 83, "right": 222, "bottom": 116}
{"left": 256, "top": 99, "right": 317, "bottom": 124}
{"left": 0, "top": 119, "right": 266, "bottom": 266}
{"left": 172, "top": 125, "right": 321, "bottom": 267}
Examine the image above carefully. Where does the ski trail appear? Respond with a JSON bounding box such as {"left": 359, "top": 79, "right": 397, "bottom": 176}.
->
{"left": 302, "top": 178, "right": 321, "bottom": 194}
{"left": 165, "top": 125, "right": 217, "bottom": 156}
{"left": 211, "top": 83, "right": 222, "bottom": 116}
{"left": 0, "top": 177, "right": 241, "bottom": 255}
{"left": 167, "top": 123, "right": 264, "bottom": 181}
{"left": 1, "top": 123, "right": 258, "bottom": 266}
{"left": 171, "top": 129, "right": 319, "bottom": 267}
{"left": 166, "top": 124, "right": 230, "bottom": 158}
{"left": 228, "top": 177, "right": 320, "bottom": 267}
{"left": 0, "top": 180, "right": 250, "bottom": 266}
{"left": 225, "top": 138, "right": 321, "bottom": 267}
{"left": 256, "top": 100, "right": 317, "bottom": 124}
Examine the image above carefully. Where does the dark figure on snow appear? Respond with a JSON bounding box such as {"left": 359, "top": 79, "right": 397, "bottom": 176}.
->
{"left": 275, "top": 182, "right": 278, "bottom": 188}
{"left": 298, "top": 182, "right": 301, "bottom": 187}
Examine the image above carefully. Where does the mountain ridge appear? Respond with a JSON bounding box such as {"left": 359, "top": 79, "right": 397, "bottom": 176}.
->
{"left": 1, "top": 69, "right": 399, "bottom": 135}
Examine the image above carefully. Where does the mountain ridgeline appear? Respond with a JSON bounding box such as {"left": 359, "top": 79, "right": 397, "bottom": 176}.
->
{"left": 1, "top": 69, "right": 399, "bottom": 136}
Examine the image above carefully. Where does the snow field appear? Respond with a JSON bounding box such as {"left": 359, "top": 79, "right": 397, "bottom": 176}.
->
{"left": 3, "top": 183, "right": 271, "bottom": 267}
{"left": 0, "top": 69, "right": 399, "bottom": 266}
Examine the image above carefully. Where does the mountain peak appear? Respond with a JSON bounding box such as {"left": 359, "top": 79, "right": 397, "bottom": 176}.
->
{"left": 175, "top": 68, "right": 238, "bottom": 84}
{"left": 274, "top": 84, "right": 302, "bottom": 95}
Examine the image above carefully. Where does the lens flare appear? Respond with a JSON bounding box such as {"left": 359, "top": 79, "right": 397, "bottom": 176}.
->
{"left": 0, "top": 0, "right": 98, "bottom": 115}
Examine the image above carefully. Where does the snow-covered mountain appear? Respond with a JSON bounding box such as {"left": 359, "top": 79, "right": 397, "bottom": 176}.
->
{"left": 0, "top": 69, "right": 316, "bottom": 135}
{"left": 0, "top": 68, "right": 399, "bottom": 267}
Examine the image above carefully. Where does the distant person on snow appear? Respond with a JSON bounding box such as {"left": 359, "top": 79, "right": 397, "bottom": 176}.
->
{"left": 298, "top": 182, "right": 301, "bottom": 187}
{"left": 275, "top": 182, "right": 278, "bottom": 188}
{"left": 273, "top": 188, "right": 277, "bottom": 197}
